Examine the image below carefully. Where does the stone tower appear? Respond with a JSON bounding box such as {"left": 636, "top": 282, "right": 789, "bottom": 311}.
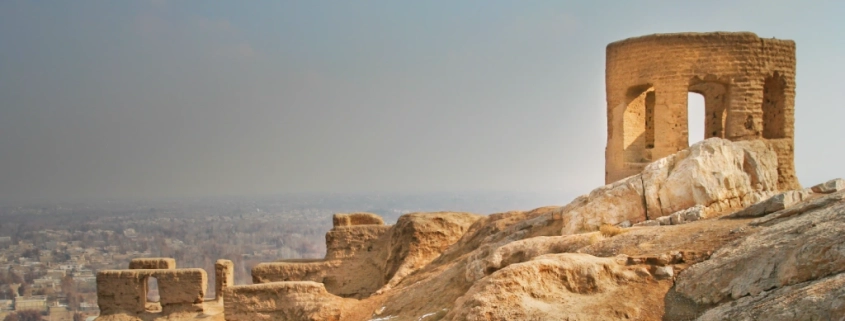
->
{"left": 604, "top": 32, "right": 799, "bottom": 190}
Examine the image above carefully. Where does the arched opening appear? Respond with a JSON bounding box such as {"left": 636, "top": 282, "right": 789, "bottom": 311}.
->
{"left": 762, "top": 72, "right": 786, "bottom": 139}
{"left": 688, "top": 92, "right": 705, "bottom": 145}
{"left": 689, "top": 79, "right": 728, "bottom": 140}
{"left": 145, "top": 276, "right": 161, "bottom": 313}
{"left": 623, "top": 85, "right": 655, "bottom": 163}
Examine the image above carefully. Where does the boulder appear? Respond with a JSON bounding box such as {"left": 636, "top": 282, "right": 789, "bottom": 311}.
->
{"left": 642, "top": 138, "right": 778, "bottom": 218}
{"left": 559, "top": 138, "right": 780, "bottom": 234}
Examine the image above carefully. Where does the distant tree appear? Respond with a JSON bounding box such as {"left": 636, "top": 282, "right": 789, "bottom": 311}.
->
{"left": 3, "top": 311, "right": 44, "bottom": 321}
{"left": 18, "top": 282, "right": 31, "bottom": 297}
{"left": 20, "top": 249, "right": 39, "bottom": 259}
{"left": 72, "top": 312, "right": 85, "bottom": 321}
{"left": 60, "top": 275, "right": 76, "bottom": 296}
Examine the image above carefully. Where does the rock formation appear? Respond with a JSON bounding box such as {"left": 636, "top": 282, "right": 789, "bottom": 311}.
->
{"left": 95, "top": 32, "right": 843, "bottom": 320}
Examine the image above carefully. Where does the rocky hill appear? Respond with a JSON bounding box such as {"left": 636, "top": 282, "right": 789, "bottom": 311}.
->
{"left": 93, "top": 138, "right": 845, "bottom": 320}
{"left": 93, "top": 32, "right": 842, "bottom": 320}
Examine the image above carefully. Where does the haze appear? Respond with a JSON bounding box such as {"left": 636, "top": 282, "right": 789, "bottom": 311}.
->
{"left": 1, "top": 1, "right": 843, "bottom": 204}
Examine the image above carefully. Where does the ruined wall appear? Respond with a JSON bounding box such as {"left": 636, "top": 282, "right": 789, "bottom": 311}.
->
{"left": 251, "top": 212, "right": 481, "bottom": 300}
{"left": 96, "top": 268, "right": 207, "bottom": 317}
{"left": 605, "top": 32, "right": 798, "bottom": 190}
{"left": 332, "top": 212, "right": 385, "bottom": 227}
{"left": 223, "top": 281, "right": 354, "bottom": 321}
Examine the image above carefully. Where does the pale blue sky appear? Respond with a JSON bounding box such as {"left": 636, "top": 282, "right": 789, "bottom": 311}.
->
{"left": 1, "top": 1, "right": 843, "bottom": 203}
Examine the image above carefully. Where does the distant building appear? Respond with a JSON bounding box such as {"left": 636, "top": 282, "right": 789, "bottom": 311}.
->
{"left": 14, "top": 295, "right": 48, "bottom": 312}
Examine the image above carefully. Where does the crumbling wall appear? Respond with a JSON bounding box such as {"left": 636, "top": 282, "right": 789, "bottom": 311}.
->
{"left": 96, "top": 268, "right": 207, "bottom": 317}
{"left": 223, "top": 281, "right": 354, "bottom": 321}
{"left": 605, "top": 32, "right": 798, "bottom": 190}
{"left": 250, "top": 212, "right": 481, "bottom": 300}
{"left": 332, "top": 212, "right": 385, "bottom": 227}
{"left": 215, "top": 259, "right": 234, "bottom": 304}
{"left": 325, "top": 225, "right": 391, "bottom": 260}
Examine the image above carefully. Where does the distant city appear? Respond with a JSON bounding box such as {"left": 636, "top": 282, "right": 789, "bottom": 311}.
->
{"left": 0, "top": 191, "right": 571, "bottom": 320}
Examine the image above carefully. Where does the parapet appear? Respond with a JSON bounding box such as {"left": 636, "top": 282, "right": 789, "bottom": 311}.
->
{"left": 96, "top": 268, "right": 206, "bottom": 316}
{"left": 332, "top": 212, "right": 385, "bottom": 227}
{"left": 604, "top": 32, "right": 799, "bottom": 190}
{"left": 128, "top": 257, "right": 176, "bottom": 269}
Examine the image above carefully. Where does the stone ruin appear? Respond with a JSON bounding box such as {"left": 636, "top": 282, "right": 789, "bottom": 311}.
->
{"left": 94, "top": 31, "right": 807, "bottom": 320}
{"left": 95, "top": 257, "right": 233, "bottom": 319}
{"left": 604, "top": 32, "right": 799, "bottom": 191}
{"left": 95, "top": 212, "right": 479, "bottom": 320}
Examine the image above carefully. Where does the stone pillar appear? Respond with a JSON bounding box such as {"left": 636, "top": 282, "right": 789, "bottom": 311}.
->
{"left": 215, "top": 259, "right": 234, "bottom": 303}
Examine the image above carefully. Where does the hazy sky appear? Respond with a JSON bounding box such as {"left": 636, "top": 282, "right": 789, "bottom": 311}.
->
{"left": 1, "top": 1, "right": 843, "bottom": 204}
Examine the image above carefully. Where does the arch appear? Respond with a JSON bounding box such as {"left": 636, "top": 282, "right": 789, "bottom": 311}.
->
{"left": 622, "top": 84, "right": 655, "bottom": 163}
{"left": 145, "top": 276, "right": 162, "bottom": 313}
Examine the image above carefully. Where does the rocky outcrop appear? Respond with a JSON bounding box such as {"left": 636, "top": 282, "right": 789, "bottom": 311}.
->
{"left": 666, "top": 189, "right": 845, "bottom": 320}
{"left": 560, "top": 138, "right": 779, "bottom": 234}
{"left": 448, "top": 253, "right": 671, "bottom": 321}
{"left": 695, "top": 273, "right": 845, "bottom": 321}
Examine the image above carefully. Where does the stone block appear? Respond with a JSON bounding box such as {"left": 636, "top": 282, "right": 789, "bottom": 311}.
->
{"left": 128, "top": 258, "right": 176, "bottom": 269}
{"left": 810, "top": 178, "right": 845, "bottom": 194}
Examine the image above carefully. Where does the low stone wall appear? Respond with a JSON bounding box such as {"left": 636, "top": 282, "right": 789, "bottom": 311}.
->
{"left": 128, "top": 257, "right": 176, "bottom": 269}
{"left": 96, "top": 268, "right": 207, "bottom": 316}
{"left": 223, "top": 281, "right": 348, "bottom": 321}
{"left": 252, "top": 260, "right": 342, "bottom": 284}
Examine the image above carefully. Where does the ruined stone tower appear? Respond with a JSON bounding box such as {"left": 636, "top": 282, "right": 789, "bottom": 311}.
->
{"left": 604, "top": 32, "right": 799, "bottom": 190}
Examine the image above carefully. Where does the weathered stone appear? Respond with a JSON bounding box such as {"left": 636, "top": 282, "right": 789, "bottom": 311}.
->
{"left": 128, "top": 257, "right": 176, "bottom": 269}
{"left": 727, "top": 189, "right": 812, "bottom": 218}
{"left": 672, "top": 195, "right": 845, "bottom": 307}
{"left": 616, "top": 220, "right": 632, "bottom": 228}
{"left": 447, "top": 253, "right": 670, "bottom": 321}
{"left": 652, "top": 266, "right": 674, "bottom": 280}
{"left": 633, "top": 220, "right": 659, "bottom": 227}
{"left": 466, "top": 234, "right": 594, "bottom": 282}
{"left": 559, "top": 174, "right": 647, "bottom": 234}
{"left": 810, "top": 178, "right": 845, "bottom": 194}
{"left": 643, "top": 138, "right": 779, "bottom": 219}
{"left": 656, "top": 216, "right": 672, "bottom": 226}
{"left": 696, "top": 273, "right": 845, "bottom": 321}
